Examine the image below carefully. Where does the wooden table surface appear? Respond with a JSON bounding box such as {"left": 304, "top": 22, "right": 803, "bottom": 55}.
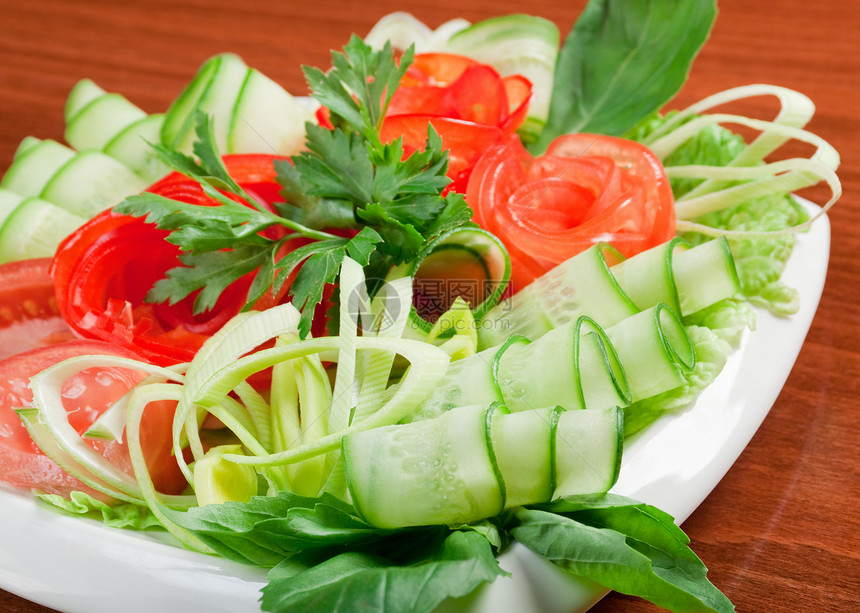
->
{"left": 0, "top": 0, "right": 857, "bottom": 611}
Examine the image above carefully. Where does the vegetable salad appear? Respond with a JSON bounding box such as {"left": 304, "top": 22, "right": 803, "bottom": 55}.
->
{"left": 0, "top": 1, "right": 841, "bottom": 612}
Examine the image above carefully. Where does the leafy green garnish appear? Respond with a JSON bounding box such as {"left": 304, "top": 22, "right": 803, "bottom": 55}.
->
{"left": 38, "top": 490, "right": 164, "bottom": 531}
{"left": 534, "top": 0, "right": 717, "bottom": 151}
{"left": 115, "top": 35, "right": 473, "bottom": 338}
{"left": 167, "top": 491, "right": 733, "bottom": 613}
{"left": 512, "top": 495, "right": 735, "bottom": 613}
{"left": 628, "top": 111, "right": 807, "bottom": 316}
{"left": 277, "top": 36, "right": 474, "bottom": 266}
{"left": 262, "top": 530, "right": 504, "bottom": 613}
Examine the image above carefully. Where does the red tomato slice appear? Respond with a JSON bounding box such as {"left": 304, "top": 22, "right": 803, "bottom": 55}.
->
{"left": 467, "top": 134, "right": 676, "bottom": 290}
{"left": 545, "top": 134, "right": 676, "bottom": 248}
{"left": 0, "top": 341, "right": 185, "bottom": 498}
{"left": 380, "top": 115, "right": 503, "bottom": 194}
{"left": 380, "top": 52, "right": 533, "bottom": 194}
{"left": 50, "top": 155, "right": 287, "bottom": 366}
{"left": 0, "top": 258, "right": 76, "bottom": 360}
{"left": 500, "top": 75, "right": 534, "bottom": 134}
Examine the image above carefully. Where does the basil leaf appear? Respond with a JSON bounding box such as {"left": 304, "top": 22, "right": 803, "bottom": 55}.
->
{"left": 261, "top": 530, "right": 506, "bottom": 613}
{"left": 168, "top": 492, "right": 397, "bottom": 567}
{"left": 510, "top": 494, "right": 735, "bottom": 613}
{"left": 535, "top": 0, "right": 717, "bottom": 150}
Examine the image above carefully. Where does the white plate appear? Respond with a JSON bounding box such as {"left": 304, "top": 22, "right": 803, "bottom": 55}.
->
{"left": 0, "top": 201, "right": 830, "bottom": 613}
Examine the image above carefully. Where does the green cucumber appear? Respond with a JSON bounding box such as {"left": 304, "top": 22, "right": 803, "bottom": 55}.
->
{"left": 13, "top": 136, "right": 42, "bottom": 158}
{"left": 103, "top": 113, "right": 170, "bottom": 181}
{"left": 610, "top": 238, "right": 687, "bottom": 315}
{"left": 552, "top": 406, "right": 623, "bottom": 497}
{"left": 39, "top": 150, "right": 148, "bottom": 218}
{"left": 492, "top": 405, "right": 555, "bottom": 507}
{"left": 403, "top": 227, "right": 511, "bottom": 336}
{"left": 445, "top": 14, "right": 560, "bottom": 141}
{"left": 672, "top": 237, "right": 741, "bottom": 315}
{"left": 162, "top": 53, "right": 250, "bottom": 152}
{"left": 494, "top": 316, "right": 629, "bottom": 413}
{"left": 164, "top": 53, "right": 314, "bottom": 156}
{"left": 417, "top": 301, "right": 694, "bottom": 424}
{"left": 603, "top": 304, "right": 695, "bottom": 403}
{"left": 65, "top": 78, "right": 107, "bottom": 123}
{"left": 160, "top": 55, "right": 222, "bottom": 149}
{"left": 611, "top": 236, "right": 740, "bottom": 316}
{"left": 63, "top": 80, "right": 171, "bottom": 182}
{"left": 478, "top": 244, "right": 636, "bottom": 348}
{"left": 65, "top": 92, "right": 148, "bottom": 151}
{"left": 0, "top": 196, "right": 86, "bottom": 263}
{"left": 343, "top": 403, "right": 502, "bottom": 528}
{"left": 409, "top": 345, "right": 502, "bottom": 421}
{"left": 0, "top": 138, "right": 76, "bottom": 197}
{"left": 228, "top": 68, "right": 312, "bottom": 156}
{"left": 0, "top": 188, "right": 23, "bottom": 229}
{"left": 343, "top": 402, "right": 624, "bottom": 529}
{"left": 477, "top": 238, "right": 741, "bottom": 349}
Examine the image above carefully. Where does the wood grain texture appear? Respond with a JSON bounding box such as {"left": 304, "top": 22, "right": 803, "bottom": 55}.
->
{"left": 0, "top": 0, "right": 857, "bottom": 611}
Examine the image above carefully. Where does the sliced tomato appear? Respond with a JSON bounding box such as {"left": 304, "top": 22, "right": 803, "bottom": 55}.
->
{"left": 467, "top": 134, "right": 676, "bottom": 290}
{"left": 317, "top": 53, "right": 533, "bottom": 194}
{"left": 379, "top": 116, "right": 504, "bottom": 195}
{"left": 50, "top": 154, "right": 289, "bottom": 366}
{"left": 378, "top": 53, "right": 533, "bottom": 194}
{"left": 0, "top": 258, "right": 76, "bottom": 360}
{"left": 0, "top": 341, "right": 186, "bottom": 498}
{"left": 499, "top": 74, "right": 533, "bottom": 134}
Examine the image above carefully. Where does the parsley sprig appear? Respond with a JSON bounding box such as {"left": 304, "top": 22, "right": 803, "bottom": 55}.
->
{"left": 115, "top": 35, "right": 473, "bottom": 338}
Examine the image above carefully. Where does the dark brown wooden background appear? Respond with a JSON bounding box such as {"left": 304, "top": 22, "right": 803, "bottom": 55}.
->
{"left": 0, "top": 0, "right": 857, "bottom": 611}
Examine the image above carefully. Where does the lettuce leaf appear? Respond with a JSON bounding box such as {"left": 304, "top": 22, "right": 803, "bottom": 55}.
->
{"left": 37, "top": 490, "right": 163, "bottom": 530}
{"left": 627, "top": 113, "right": 747, "bottom": 197}
{"left": 690, "top": 194, "right": 808, "bottom": 315}
{"left": 622, "top": 298, "right": 755, "bottom": 436}
{"left": 629, "top": 112, "right": 808, "bottom": 315}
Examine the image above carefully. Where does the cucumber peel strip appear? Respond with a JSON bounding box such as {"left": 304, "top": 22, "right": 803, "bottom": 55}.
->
{"left": 484, "top": 401, "right": 508, "bottom": 508}
{"left": 404, "top": 226, "right": 512, "bottom": 336}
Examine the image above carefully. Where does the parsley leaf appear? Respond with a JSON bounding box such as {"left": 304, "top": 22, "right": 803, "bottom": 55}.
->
{"left": 303, "top": 35, "right": 412, "bottom": 137}
{"left": 115, "top": 34, "right": 473, "bottom": 339}
{"left": 274, "top": 227, "right": 382, "bottom": 338}
{"left": 149, "top": 245, "right": 272, "bottom": 312}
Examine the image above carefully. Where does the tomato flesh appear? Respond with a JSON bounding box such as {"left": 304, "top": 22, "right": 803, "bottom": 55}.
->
{"left": 0, "top": 259, "right": 76, "bottom": 360}
{"left": 0, "top": 341, "right": 186, "bottom": 498}
{"left": 49, "top": 154, "right": 288, "bottom": 366}
{"left": 467, "top": 134, "right": 676, "bottom": 290}
{"left": 379, "top": 52, "right": 533, "bottom": 194}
